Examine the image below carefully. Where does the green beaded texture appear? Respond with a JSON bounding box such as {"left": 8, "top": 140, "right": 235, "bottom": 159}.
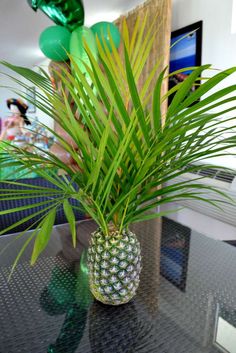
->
{"left": 87, "top": 229, "right": 142, "bottom": 305}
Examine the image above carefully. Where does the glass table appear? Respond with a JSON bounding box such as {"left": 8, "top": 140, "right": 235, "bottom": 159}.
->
{"left": 0, "top": 218, "right": 236, "bottom": 353}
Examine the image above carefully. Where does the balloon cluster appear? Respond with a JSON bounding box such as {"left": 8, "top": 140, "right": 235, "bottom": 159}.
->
{"left": 28, "top": 0, "right": 121, "bottom": 77}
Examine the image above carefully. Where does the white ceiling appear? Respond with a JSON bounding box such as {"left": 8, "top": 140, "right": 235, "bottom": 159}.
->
{"left": 0, "top": 0, "right": 145, "bottom": 68}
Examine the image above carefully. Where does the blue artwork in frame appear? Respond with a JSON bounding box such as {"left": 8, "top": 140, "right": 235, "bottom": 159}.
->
{"left": 169, "top": 21, "right": 203, "bottom": 105}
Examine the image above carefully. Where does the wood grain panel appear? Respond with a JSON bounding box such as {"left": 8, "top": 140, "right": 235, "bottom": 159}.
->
{"left": 115, "top": 0, "right": 172, "bottom": 116}
{"left": 116, "top": 0, "right": 172, "bottom": 297}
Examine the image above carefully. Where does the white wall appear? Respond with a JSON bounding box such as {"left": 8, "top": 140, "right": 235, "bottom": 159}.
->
{"left": 171, "top": 0, "right": 236, "bottom": 156}
{"left": 85, "top": 0, "right": 146, "bottom": 25}
{"left": 172, "top": 0, "right": 236, "bottom": 113}
{"left": 172, "top": 0, "right": 236, "bottom": 71}
{"left": 168, "top": 0, "right": 236, "bottom": 238}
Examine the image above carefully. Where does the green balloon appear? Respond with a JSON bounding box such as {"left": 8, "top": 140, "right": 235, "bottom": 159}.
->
{"left": 70, "top": 26, "right": 98, "bottom": 80}
{"left": 91, "top": 21, "right": 121, "bottom": 52}
{"left": 27, "top": 0, "right": 84, "bottom": 32}
{"left": 39, "top": 25, "right": 71, "bottom": 61}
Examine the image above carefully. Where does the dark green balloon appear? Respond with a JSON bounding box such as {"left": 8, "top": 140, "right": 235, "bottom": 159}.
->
{"left": 27, "top": 0, "right": 84, "bottom": 32}
{"left": 39, "top": 25, "right": 71, "bottom": 61}
{"left": 91, "top": 21, "right": 121, "bottom": 52}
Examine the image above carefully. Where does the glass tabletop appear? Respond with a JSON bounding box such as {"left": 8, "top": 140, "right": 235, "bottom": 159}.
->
{"left": 0, "top": 218, "right": 235, "bottom": 353}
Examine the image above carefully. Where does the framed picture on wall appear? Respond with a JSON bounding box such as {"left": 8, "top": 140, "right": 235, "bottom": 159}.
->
{"left": 168, "top": 21, "right": 203, "bottom": 105}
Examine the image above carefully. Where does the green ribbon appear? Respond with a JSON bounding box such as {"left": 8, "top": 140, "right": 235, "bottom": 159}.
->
{"left": 27, "top": 0, "right": 84, "bottom": 32}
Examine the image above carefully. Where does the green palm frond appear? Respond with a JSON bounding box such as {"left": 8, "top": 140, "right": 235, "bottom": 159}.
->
{"left": 1, "top": 15, "right": 236, "bottom": 265}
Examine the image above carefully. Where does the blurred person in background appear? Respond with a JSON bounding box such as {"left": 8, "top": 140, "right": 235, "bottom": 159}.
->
{"left": 0, "top": 98, "right": 30, "bottom": 141}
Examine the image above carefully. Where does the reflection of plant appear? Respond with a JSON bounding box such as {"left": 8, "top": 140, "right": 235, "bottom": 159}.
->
{"left": 1, "top": 15, "right": 236, "bottom": 268}
{"left": 40, "top": 251, "right": 93, "bottom": 353}
{"left": 40, "top": 266, "right": 76, "bottom": 315}
{"left": 47, "top": 305, "right": 87, "bottom": 353}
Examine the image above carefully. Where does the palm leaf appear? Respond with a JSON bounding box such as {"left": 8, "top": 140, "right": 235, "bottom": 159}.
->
{"left": 1, "top": 14, "right": 236, "bottom": 265}
{"left": 63, "top": 200, "right": 77, "bottom": 248}
{"left": 30, "top": 207, "right": 57, "bottom": 265}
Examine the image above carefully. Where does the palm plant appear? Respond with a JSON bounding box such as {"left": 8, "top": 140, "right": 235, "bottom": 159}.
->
{"left": 1, "top": 15, "right": 236, "bottom": 305}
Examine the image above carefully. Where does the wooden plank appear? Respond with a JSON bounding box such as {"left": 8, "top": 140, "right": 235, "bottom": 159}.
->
{"left": 115, "top": 0, "right": 172, "bottom": 311}
{"left": 115, "top": 0, "right": 172, "bottom": 119}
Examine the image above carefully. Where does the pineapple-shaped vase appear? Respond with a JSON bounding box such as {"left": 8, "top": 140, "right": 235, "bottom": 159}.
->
{"left": 87, "top": 228, "right": 142, "bottom": 305}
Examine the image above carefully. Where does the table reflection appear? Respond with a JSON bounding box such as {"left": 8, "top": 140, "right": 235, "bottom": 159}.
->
{"left": 0, "top": 219, "right": 236, "bottom": 353}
